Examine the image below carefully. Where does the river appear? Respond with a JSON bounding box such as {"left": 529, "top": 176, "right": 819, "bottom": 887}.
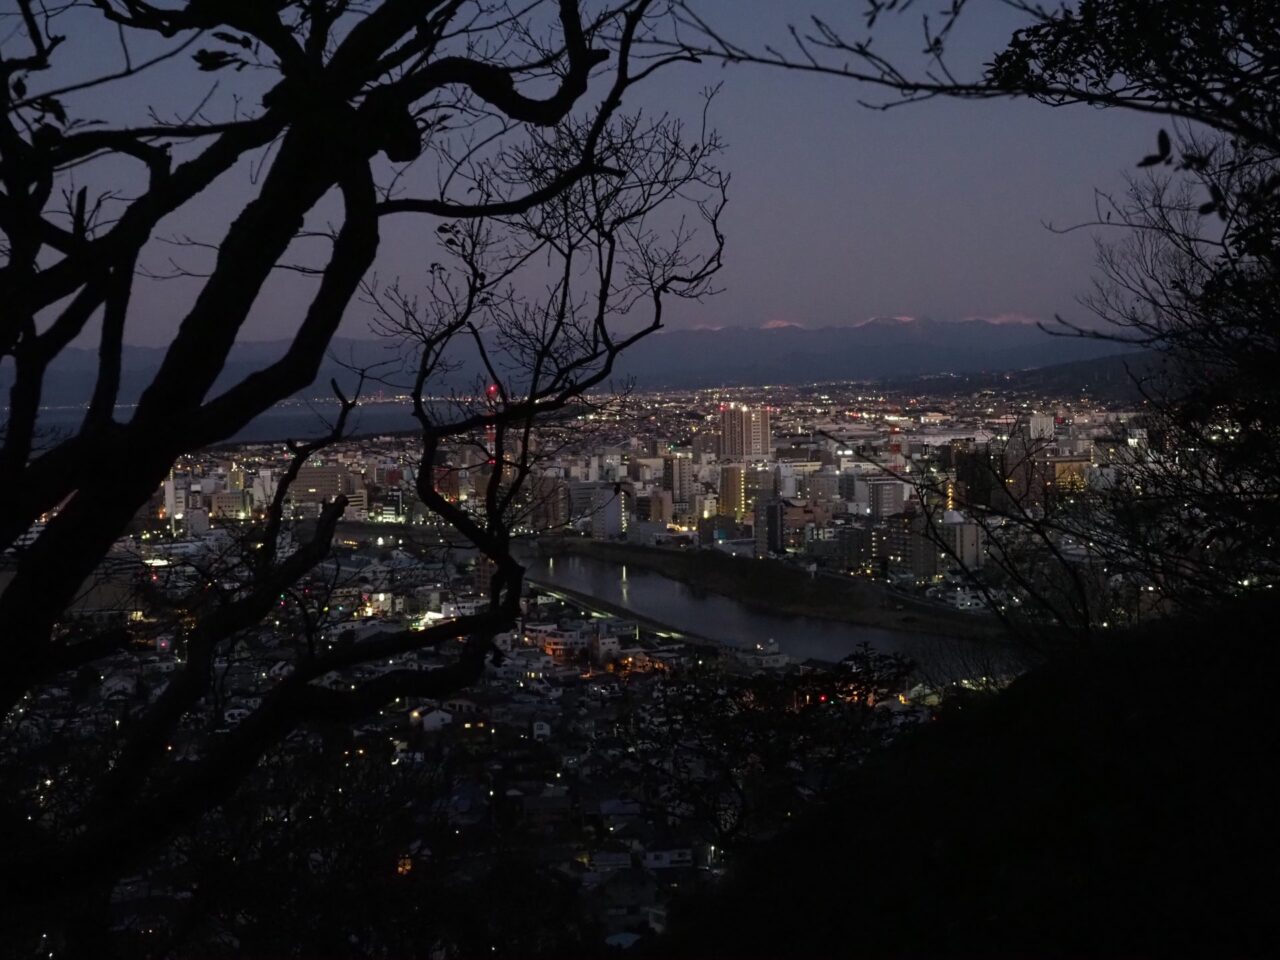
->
{"left": 522, "top": 552, "right": 1015, "bottom": 679}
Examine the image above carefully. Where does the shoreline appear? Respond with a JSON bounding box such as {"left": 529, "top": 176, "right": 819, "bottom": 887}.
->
{"left": 537, "top": 537, "right": 1005, "bottom": 644}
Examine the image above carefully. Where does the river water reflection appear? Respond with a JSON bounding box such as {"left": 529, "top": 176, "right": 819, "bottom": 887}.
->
{"left": 523, "top": 553, "right": 1010, "bottom": 677}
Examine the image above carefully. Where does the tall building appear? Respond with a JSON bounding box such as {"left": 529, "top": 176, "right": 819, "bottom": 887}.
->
{"left": 720, "top": 465, "right": 775, "bottom": 523}
{"left": 163, "top": 473, "right": 190, "bottom": 521}
{"left": 530, "top": 474, "right": 567, "bottom": 531}
{"left": 250, "top": 469, "right": 277, "bottom": 510}
{"left": 883, "top": 513, "right": 942, "bottom": 582}
{"left": 1027, "top": 414, "right": 1056, "bottom": 441}
{"left": 804, "top": 469, "right": 840, "bottom": 502}
{"left": 868, "top": 477, "right": 906, "bottom": 519}
{"left": 589, "top": 484, "right": 627, "bottom": 539}
{"left": 754, "top": 497, "right": 785, "bottom": 557}
{"left": 474, "top": 557, "right": 499, "bottom": 598}
{"left": 567, "top": 481, "right": 628, "bottom": 539}
{"left": 692, "top": 430, "right": 722, "bottom": 459}
{"left": 635, "top": 490, "right": 673, "bottom": 524}
{"left": 838, "top": 470, "right": 860, "bottom": 502}
{"left": 719, "top": 403, "right": 772, "bottom": 458}
{"left": 662, "top": 455, "right": 696, "bottom": 512}
{"left": 744, "top": 466, "right": 776, "bottom": 515}
{"left": 718, "top": 465, "right": 746, "bottom": 521}
{"left": 939, "top": 512, "right": 984, "bottom": 570}
{"left": 294, "top": 462, "right": 352, "bottom": 503}
{"left": 210, "top": 490, "right": 247, "bottom": 519}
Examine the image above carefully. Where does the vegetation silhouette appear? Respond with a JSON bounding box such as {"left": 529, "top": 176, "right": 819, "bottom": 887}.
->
{"left": 1, "top": 1, "right": 722, "bottom": 952}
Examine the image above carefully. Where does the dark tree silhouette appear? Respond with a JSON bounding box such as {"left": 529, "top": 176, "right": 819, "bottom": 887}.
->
{"left": 0, "top": 1, "right": 723, "bottom": 948}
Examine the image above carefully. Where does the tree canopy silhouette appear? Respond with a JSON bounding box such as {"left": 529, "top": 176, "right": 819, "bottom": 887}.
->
{"left": 0, "top": 1, "right": 723, "bottom": 948}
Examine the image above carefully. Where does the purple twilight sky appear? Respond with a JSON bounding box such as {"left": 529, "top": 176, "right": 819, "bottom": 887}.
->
{"left": 32, "top": 1, "right": 1163, "bottom": 347}
{"left": 638, "top": 1, "right": 1161, "bottom": 334}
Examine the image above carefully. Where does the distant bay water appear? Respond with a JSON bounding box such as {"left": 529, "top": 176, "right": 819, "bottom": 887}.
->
{"left": 30, "top": 400, "right": 424, "bottom": 445}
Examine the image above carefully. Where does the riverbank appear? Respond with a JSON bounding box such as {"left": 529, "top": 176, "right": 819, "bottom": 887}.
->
{"left": 538, "top": 538, "right": 1004, "bottom": 642}
{"left": 525, "top": 577, "right": 723, "bottom": 650}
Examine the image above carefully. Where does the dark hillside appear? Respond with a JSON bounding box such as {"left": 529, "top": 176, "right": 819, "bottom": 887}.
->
{"left": 662, "top": 604, "right": 1280, "bottom": 957}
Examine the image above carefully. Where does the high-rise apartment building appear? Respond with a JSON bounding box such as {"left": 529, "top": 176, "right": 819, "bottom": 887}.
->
{"left": 662, "top": 455, "right": 696, "bottom": 511}
{"left": 719, "top": 403, "right": 772, "bottom": 458}
{"left": 754, "top": 497, "right": 785, "bottom": 557}
{"left": 868, "top": 476, "right": 907, "bottom": 519}
{"left": 718, "top": 465, "right": 746, "bottom": 521}
{"left": 530, "top": 473, "right": 567, "bottom": 531}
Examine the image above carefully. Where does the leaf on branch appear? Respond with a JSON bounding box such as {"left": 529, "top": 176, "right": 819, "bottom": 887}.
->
{"left": 1200, "top": 185, "right": 1227, "bottom": 218}
{"left": 12, "top": 77, "right": 26, "bottom": 99}
{"left": 35, "top": 96, "right": 67, "bottom": 125}
{"left": 211, "top": 31, "right": 253, "bottom": 49}
{"left": 1181, "top": 152, "right": 1208, "bottom": 172}
{"left": 1137, "top": 129, "right": 1173, "bottom": 167}
{"left": 194, "top": 49, "right": 243, "bottom": 72}
{"left": 380, "top": 109, "right": 422, "bottom": 163}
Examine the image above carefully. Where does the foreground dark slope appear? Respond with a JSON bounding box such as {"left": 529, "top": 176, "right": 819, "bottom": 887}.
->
{"left": 663, "top": 604, "right": 1280, "bottom": 958}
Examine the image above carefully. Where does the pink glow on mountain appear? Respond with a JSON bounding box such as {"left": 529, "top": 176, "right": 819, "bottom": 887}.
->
{"left": 966, "top": 312, "right": 1041, "bottom": 326}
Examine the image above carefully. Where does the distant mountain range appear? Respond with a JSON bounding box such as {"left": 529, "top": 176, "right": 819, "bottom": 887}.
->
{"left": 3, "top": 317, "right": 1134, "bottom": 408}
{"left": 609, "top": 318, "right": 1128, "bottom": 387}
